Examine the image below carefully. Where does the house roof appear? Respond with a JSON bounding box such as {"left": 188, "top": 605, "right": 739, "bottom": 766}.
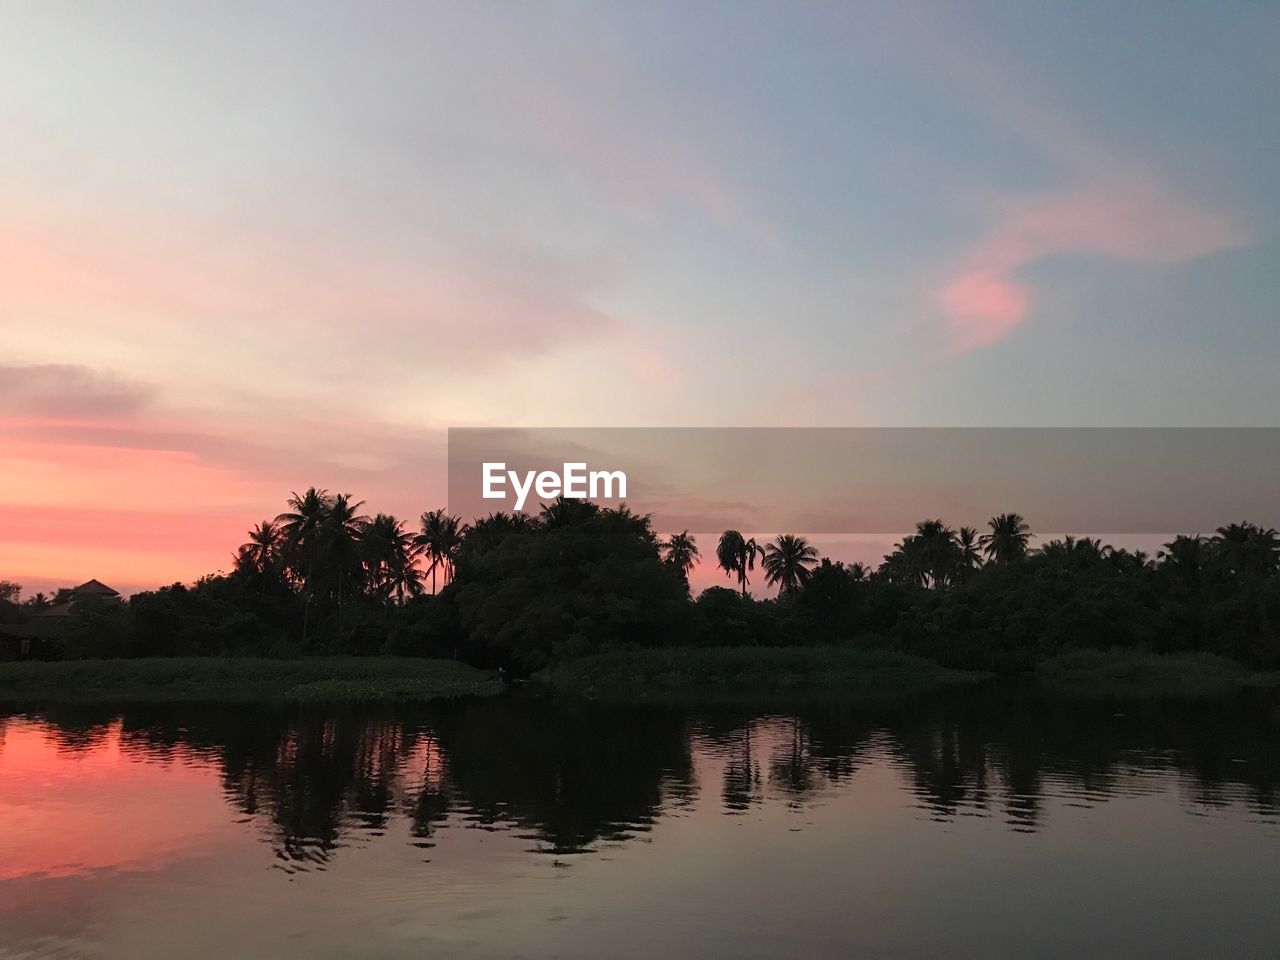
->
{"left": 72, "top": 579, "right": 119, "bottom": 597}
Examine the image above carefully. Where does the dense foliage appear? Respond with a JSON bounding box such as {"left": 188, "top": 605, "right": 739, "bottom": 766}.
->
{"left": 9, "top": 494, "right": 1280, "bottom": 674}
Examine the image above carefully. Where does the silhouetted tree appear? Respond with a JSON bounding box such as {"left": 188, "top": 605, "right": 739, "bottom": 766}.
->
{"left": 454, "top": 512, "right": 533, "bottom": 578}
{"left": 360, "top": 514, "right": 424, "bottom": 606}
{"left": 1159, "top": 535, "right": 1207, "bottom": 587}
{"left": 451, "top": 499, "right": 690, "bottom": 669}
{"left": 956, "top": 526, "right": 983, "bottom": 580}
{"left": 234, "top": 520, "right": 287, "bottom": 597}
{"left": 980, "top": 513, "right": 1032, "bottom": 565}
{"left": 1039, "top": 535, "right": 1109, "bottom": 568}
{"left": 276, "top": 488, "right": 333, "bottom": 643}
{"left": 763, "top": 535, "right": 819, "bottom": 595}
{"left": 418, "top": 510, "right": 466, "bottom": 594}
{"left": 661, "top": 531, "right": 700, "bottom": 587}
{"left": 717, "top": 530, "right": 765, "bottom": 597}
{"left": 1212, "top": 523, "right": 1280, "bottom": 579}
{"left": 324, "top": 494, "right": 370, "bottom": 626}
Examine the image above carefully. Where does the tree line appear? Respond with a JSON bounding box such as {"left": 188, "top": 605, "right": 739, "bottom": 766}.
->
{"left": 8, "top": 488, "right": 1279, "bottom": 672}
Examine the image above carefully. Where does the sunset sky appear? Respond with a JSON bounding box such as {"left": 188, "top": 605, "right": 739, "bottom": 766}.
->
{"left": 3, "top": 1, "right": 1279, "bottom": 595}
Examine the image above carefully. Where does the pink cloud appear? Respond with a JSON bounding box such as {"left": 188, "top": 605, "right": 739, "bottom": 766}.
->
{"left": 940, "top": 271, "right": 1028, "bottom": 352}
{"left": 0, "top": 419, "right": 276, "bottom": 592}
{"left": 940, "top": 182, "right": 1248, "bottom": 352}
{"left": 0, "top": 213, "right": 620, "bottom": 375}
{"left": 0, "top": 398, "right": 460, "bottom": 594}
{"left": 870, "top": 7, "right": 1253, "bottom": 355}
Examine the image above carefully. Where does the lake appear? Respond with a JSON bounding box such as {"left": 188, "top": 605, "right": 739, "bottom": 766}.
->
{"left": 1, "top": 685, "right": 1278, "bottom": 958}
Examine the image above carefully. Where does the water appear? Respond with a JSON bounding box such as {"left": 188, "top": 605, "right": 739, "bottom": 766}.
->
{"left": 1, "top": 686, "right": 1278, "bottom": 958}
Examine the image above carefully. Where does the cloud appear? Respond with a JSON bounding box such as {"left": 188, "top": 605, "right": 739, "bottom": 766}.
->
{"left": 939, "top": 182, "right": 1247, "bottom": 351}
{"left": 849, "top": 3, "right": 1255, "bottom": 354}
{"left": 417, "top": 5, "right": 777, "bottom": 249}
{"left": 940, "top": 271, "right": 1028, "bottom": 352}
{"left": 0, "top": 410, "right": 451, "bottom": 593}
{"left": 0, "top": 217, "right": 621, "bottom": 378}
{"left": 0, "top": 364, "right": 154, "bottom": 418}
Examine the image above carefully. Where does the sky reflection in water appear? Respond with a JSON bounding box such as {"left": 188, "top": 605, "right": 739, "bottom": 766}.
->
{"left": 1, "top": 687, "right": 1278, "bottom": 958}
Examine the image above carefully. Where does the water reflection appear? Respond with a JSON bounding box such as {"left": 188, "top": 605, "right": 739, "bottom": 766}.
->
{"left": 0, "top": 703, "right": 1273, "bottom": 880}
{"left": 4, "top": 686, "right": 1280, "bottom": 957}
{"left": 3, "top": 687, "right": 1278, "bottom": 876}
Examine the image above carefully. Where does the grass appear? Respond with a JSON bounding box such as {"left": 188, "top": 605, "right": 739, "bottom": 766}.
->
{"left": 0, "top": 656, "right": 502, "bottom": 704}
{"left": 5, "top": 649, "right": 1273, "bottom": 707}
{"left": 1035, "top": 649, "right": 1280, "bottom": 698}
{"left": 538, "top": 646, "right": 990, "bottom": 702}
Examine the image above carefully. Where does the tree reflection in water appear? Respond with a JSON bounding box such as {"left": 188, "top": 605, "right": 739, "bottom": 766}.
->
{"left": 5, "top": 684, "right": 1278, "bottom": 869}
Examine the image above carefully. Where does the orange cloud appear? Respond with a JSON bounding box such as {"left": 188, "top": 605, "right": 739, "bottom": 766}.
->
{"left": 0, "top": 504, "right": 248, "bottom": 594}
{"left": 0, "top": 434, "right": 261, "bottom": 512}
{"left": 0, "top": 417, "right": 279, "bottom": 592}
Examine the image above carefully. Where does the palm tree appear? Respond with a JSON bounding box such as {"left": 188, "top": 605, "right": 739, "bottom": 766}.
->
{"left": 1211, "top": 523, "right": 1280, "bottom": 578}
{"left": 878, "top": 537, "right": 923, "bottom": 587}
{"left": 1039, "top": 535, "right": 1109, "bottom": 567}
{"left": 456, "top": 511, "right": 533, "bottom": 573}
{"left": 661, "top": 531, "right": 700, "bottom": 586}
{"left": 236, "top": 519, "right": 284, "bottom": 595}
{"left": 1159, "top": 534, "right": 1206, "bottom": 585}
{"left": 539, "top": 497, "right": 598, "bottom": 529}
{"left": 602, "top": 503, "right": 658, "bottom": 543}
{"left": 239, "top": 519, "right": 284, "bottom": 576}
{"left": 276, "top": 487, "right": 332, "bottom": 588}
{"left": 418, "top": 510, "right": 466, "bottom": 594}
{"left": 324, "top": 494, "right": 369, "bottom": 626}
{"left": 276, "top": 487, "right": 333, "bottom": 643}
{"left": 763, "top": 535, "right": 820, "bottom": 595}
{"left": 956, "top": 526, "right": 983, "bottom": 580}
{"left": 1107, "top": 547, "right": 1152, "bottom": 574}
{"left": 980, "top": 513, "right": 1032, "bottom": 564}
{"left": 913, "top": 519, "right": 960, "bottom": 590}
{"left": 717, "top": 530, "right": 765, "bottom": 597}
{"left": 360, "top": 514, "right": 424, "bottom": 605}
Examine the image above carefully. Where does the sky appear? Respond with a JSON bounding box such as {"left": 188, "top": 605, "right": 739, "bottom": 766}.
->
{"left": 2, "top": 1, "right": 1279, "bottom": 595}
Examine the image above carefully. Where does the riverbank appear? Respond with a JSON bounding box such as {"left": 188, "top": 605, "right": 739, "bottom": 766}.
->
{"left": 0, "top": 657, "right": 502, "bottom": 704}
{"left": 3, "top": 648, "right": 1277, "bottom": 705}
{"left": 1035, "top": 649, "right": 1280, "bottom": 698}
{"left": 537, "top": 646, "right": 990, "bottom": 701}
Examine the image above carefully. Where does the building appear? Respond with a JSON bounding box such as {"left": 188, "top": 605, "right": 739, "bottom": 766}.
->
{"left": 0, "top": 580, "right": 121, "bottom": 659}
{"left": 36, "top": 579, "right": 122, "bottom": 618}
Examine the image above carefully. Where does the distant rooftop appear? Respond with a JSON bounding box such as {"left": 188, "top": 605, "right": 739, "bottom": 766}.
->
{"left": 72, "top": 579, "right": 119, "bottom": 597}
{"left": 34, "top": 580, "right": 121, "bottom": 618}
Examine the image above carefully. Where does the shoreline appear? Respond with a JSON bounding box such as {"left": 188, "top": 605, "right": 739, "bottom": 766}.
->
{"left": 1, "top": 648, "right": 1278, "bottom": 705}
{"left": 536, "top": 646, "right": 991, "bottom": 703}
{"left": 0, "top": 656, "right": 502, "bottom": 705}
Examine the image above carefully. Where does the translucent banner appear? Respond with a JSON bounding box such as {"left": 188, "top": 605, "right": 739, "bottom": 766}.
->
{"left": 447, "top": 428, "right": 1280, "bottom": 534}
